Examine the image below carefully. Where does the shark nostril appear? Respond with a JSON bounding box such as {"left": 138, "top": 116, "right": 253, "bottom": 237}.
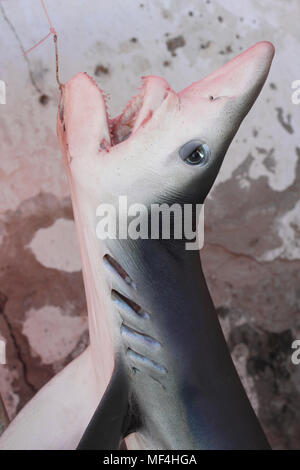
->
{"left": 103, "top": 254, "right": 136, "bottom": 288}
{"left": 209, "top": 95, "right": 214, "bottom": 100}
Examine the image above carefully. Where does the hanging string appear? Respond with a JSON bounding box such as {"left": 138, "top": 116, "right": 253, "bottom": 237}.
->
{"left": 23, "top": 0, "right": 63, "bottom": 91}
{"left": 40, "top": 0, "right": 53, "bottom": 28}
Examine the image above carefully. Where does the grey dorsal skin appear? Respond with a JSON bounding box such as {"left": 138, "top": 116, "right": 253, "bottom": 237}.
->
{"left": 78, "top": 237, "right": 270, "bottom": 450}
{"left": 61, "top": 42, "right": 275, "bottom": 450}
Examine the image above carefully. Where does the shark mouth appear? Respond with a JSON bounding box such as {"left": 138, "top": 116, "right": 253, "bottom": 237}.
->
{"left": 109, "top": 75, "right": 171, "bottom": 146}
{"left": 110, "top": 80, "right": 148, "bottom": 145}
{"left": 59, "top": 73, "right": 171, "bottom": 152}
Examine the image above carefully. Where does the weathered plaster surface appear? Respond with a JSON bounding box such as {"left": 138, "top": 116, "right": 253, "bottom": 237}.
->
{"left": 27, "top": 218, "right": 82, "bottom": 272}
{"left": 0, "top": 0, "right": 299, "bottom": 448}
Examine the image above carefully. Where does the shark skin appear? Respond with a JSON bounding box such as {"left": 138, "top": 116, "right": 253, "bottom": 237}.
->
{"left": 57, "top": 41, "right": 275, "bottom": 450}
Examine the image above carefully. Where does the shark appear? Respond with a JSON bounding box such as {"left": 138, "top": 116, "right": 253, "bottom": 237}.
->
{"left": 56, "top": 41, "right": 275, "bottom": 450}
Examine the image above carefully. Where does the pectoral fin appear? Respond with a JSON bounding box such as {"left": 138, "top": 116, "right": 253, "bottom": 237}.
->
{"left": 77, "top": 361, "right": 131, "bottom": 450}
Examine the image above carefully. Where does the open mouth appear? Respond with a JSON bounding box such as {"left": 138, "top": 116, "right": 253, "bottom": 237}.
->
{"left": 109, "top": 75, "right": 170, "bottom": 146}
{"left": 110, "top": 80, "right": 147, "bottom": 145}
{"left": 59, "top": 73, "right": 171, "bottom": 152}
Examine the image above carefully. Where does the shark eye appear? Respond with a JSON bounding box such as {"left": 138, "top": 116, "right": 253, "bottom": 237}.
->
{"left": 179, "top": 140, "right": 210, "bottom": 166}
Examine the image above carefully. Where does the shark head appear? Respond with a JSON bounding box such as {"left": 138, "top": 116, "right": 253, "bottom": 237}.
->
{"left": 58, "top": 41, "right": 274, "bottom": 208}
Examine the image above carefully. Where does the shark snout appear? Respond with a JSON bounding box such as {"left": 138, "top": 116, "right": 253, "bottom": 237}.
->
{"left": 215, "top": 41, "right": 275, "bottom": 145}
{"left": 179, "top": 41, "right": 275, "bottom": 118}
{"left": 208, "top": 41, "right": 274, "bottom": 99}
{"left": 221, "top": 41, "right": 275, "bottom": 118}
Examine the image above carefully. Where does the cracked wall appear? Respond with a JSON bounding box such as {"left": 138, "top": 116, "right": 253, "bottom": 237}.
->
{"left": 0, "top": 0, "right": 299, "bottom": 449}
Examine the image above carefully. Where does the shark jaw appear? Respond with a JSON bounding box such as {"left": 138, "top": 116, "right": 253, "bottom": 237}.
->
{"left": 58, "top": 73, "right": 171, "bottom": 157}
{"left": 58, "top": 41, "right": 274, "bottom": 164}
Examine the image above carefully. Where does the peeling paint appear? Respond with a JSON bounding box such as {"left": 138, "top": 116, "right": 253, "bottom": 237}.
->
{"left": 207, "top": 150, "right": 300, "bottom": 262}
{"left": 0, "top": 193, "right": 87, "bottom": 417}
{"left": 27, "top": 218, "right": 82, "bottom": 272}
{"left": 260, "top": 200, "right": 300, "bottom": 261}
{"left": 275, "top": 107, "right": 294, "bottom": 134}
{"left": 23, "top": 306, "right": 87, "bottom": 365}
{"left": 166, "top": 35, "right": 186, "bottom": 56}
{"left": 0, "top": 367, "right": 20, "bottom": 420}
